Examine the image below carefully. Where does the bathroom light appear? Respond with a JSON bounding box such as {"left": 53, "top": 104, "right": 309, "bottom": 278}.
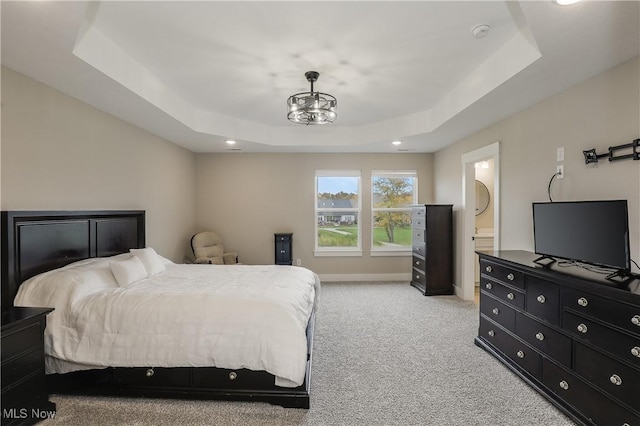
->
{"left": 225, "top": 140, "right": 236, "bottom": 145}
{"left": 392, "top": 140, "right": 402, "bottom": 145}
{"left": 554, "top": 0, "right": 581, "bottom": 5}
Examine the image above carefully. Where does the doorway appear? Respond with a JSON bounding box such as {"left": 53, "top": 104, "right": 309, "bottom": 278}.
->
{"left": 460, "top": 142, "right": 500, "bottom": 302}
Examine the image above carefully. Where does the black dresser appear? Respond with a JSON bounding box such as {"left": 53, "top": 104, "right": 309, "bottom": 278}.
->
{"left": 475, "top": 250, "right": 640, "bottom": 426}
{"left": 275, "top": 233, "right": 293, "bottom": 265}
{"left": 1, "top": 307, "right": 56, "bottom": 425}
{"left": 410, "top": 204, "right": 453, "bottom": 295}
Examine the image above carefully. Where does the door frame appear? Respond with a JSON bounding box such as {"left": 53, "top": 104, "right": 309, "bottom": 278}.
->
{"left": 459, "top": 142, "right": 501, "bottom": 301}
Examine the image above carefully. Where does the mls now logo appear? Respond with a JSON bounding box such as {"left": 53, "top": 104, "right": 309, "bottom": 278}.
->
{"left": 3, "top": 408, "right": 56, "bottom": 420}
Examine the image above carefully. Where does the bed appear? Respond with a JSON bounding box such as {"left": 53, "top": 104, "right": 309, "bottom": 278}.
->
{"left": 1, "top": 210, "right": 317, "bottom": 408}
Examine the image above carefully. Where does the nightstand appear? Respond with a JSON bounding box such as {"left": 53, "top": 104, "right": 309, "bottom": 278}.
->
{"left": 1, "top": 307, "right": 56, "bottom": 425}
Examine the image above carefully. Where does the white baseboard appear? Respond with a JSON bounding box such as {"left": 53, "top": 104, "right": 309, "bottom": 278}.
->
{"left": 319, "top": 273, "right": 411, "bottom": 282}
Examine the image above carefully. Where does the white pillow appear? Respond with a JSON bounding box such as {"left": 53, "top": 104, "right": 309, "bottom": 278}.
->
{"left": 130, "top": 247, "right": 166, "bottom": 276}
{"left": 110, "top": 256, "right": 148, "bottom": 287}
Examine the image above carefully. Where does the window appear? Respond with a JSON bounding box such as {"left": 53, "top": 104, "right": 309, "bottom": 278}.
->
{"left": 371, "top": 171, "right": 417, "bottom": 254}
{"left": 315, "top": 171, "right": 362, "bottom": 255}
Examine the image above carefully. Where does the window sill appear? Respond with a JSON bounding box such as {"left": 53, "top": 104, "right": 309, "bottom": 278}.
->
{"left": 370, "top": 250, "right": 412, "bottom": 257}
{"left": 314, "top": 249, "right": 363, "bottom": 257}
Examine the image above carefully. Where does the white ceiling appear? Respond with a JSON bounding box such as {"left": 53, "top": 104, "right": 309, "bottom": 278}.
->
{"left": 2, "top": 1, "right": 638, "bottom": 153}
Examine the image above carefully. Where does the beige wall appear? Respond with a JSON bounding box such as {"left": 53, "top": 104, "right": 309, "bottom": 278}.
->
{"left": 1, "top": 67, "right": 197, "bottom": 262}
{"left": 195, "top": 153, "right": 433, "bottom": 276}
{"left": 434, "top": 57, "right": 640, "bottom": 290}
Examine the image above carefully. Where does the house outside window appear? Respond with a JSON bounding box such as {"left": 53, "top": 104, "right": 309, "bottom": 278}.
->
{"left": 371, "top": 170, "right": 417, "bottom": 255}
{"left": 315, "top": 171, "right": 362, "bottom": 256}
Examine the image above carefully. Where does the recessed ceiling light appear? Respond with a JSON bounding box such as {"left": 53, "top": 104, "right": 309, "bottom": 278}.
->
{"left": 392, "top": 140, "right": 402, "bottom": 145}
{"left": 225, "top": 140, "right": 236, "bottom": 145}
{"left": 554, "top": 0, "right": 581, "bottom": 5}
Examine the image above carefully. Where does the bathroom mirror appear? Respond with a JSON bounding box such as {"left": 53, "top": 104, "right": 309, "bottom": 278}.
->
{"left": 475, "top": 180, "right": 490, "bottom": 216}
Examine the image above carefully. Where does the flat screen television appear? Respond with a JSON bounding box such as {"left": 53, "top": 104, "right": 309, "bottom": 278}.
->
{"left": 532, "top": 200, "right": 631, "bottom": 278}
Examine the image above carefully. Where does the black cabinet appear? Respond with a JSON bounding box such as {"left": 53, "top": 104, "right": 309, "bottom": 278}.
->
{"left": 1, "top": 307, "right": 56, "bottom": 425}
{"left": 476, "top": 250, "right": 640, "bottom": 426}
{"left": 410, "top": 204, "right": 453, "bottom": 295}
{"left": 275, "top": 233, "right": 293, "bottom": 265}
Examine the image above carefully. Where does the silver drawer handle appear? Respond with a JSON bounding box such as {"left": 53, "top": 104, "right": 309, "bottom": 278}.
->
{"left": 415, "top": 261, "right": 420, "bottom": 266}
{"left": 229, "top": 371, "right": 238, "bottom": 380}
{"left": 559, "top": 380, "right": 569, "bottom": 390}
{"left": 507, "top": 273, "right": 515, "bottom": 281}
{"left": 577, "top": 297, "right": 588, "bottom": 307}
{"left": 507, "top": 292, "right": 515, "bottom": 300}
{"left": 577, "top": 323, "right": 588, "bottom": 333}
{"left": 146, "top": 368, "right": 154, "bottom": 377}
{"left": 485, "top": 283, "right": 493, "bottom": 290}
{"left": 492, "top": 308, "right": 499, "bottom": 315}
{"left": 516, "top": 350, "right": 525, "bottom": 359}
{"left": 415, "top": 275, "right": 420, "bottom": 280}
{"left": 537, "top": 295, "right": 546, "bottom": 304}
{"left": 488, "top": 330, "right": 495, "bottom": 337}
{"left": 609, "top": 374, "right": 622, "bottom": 386}
{"left": 632, "top": 315, "right": 640, "bottom": 326}
{"left": 280, "top": 250, "right": 286, "bottom": 253}
{"left": 631, "top": 346, "right": 640, "bottom": 358}
{"left": 536, "top": 332, "right": 545, "bottom": 341}
{"left": 485, "top": 265, "right": 493, "bottom": 273}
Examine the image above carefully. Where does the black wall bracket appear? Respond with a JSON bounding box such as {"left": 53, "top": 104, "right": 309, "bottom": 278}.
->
{"left": 583, "top": 138, "right": 640, "bottom": 164}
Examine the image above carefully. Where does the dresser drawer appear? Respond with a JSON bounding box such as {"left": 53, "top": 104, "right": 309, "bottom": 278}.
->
{"left": 481, "top": 278, "right": 525, "bottom": 310}
{"left": 575, "top": 342, "right": 640, "bottom": 412}
{"left": 542, "top": 358, "right": 640, "bottom": 426}
{"left": 411, "top": 208, "right": 425, "bottom": 227}
{"left": 412, "top": 255, "right": 425, "bottom": 272}
{"left": 1, "top": 321, "right": 42, "bottom": 363}
{"left": 479, "top": 316, "right": 540, "bottom": 379}
{"left": 480, "top": 260, "right": 525, "bottom": 289}
{"left": 480, "top": 294, "right": 516, "bottom": 331}
{"left": 515, "top": 313, "right": 571, "bottom": 367}
{"left": 563, "top": 287, "right": 640, "bottom": 338}
{"left": 564, "top": 311, "right": 640, "bottom": 368}
{"left": 411, "top": 269, "right": 425, "bottom": 288}
{"left": 526, "top": 276, "right": 560, "bottom": 325}
{"left": 412, "top": 227, "right": 426, "bottom": 243}
{"left": 412, "top": 242, "right": 425, "bottom": 257}
{"left": 0, "top": 372, "right": 50, "bottom": 413}
{"left": 1, "top": 348, "right": 44, "bottom": 390}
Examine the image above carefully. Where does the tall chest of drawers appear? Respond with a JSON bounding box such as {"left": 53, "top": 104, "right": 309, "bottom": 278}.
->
{"left": 476, "top": 251, "right": 640, "bottom": 426}
{"left": 1, "top": 307, "right": 56, "bottom": 425}
{"left": 410, "top": 204, "right": 453, "bottom": 296}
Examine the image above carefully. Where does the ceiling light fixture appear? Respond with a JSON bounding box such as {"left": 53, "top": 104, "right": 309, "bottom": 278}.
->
{"left": 287, "top": 71, "right": 337, "bottom": 125}
{"left": 392, "top": 140, "right": 402, "bottom": 145}
{"left": 225, "top": 139, "right": 236, "bottom": 145}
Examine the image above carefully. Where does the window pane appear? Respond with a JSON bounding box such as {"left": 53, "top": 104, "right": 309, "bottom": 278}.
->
{"left": 372, "top": 176, "right": 414, "bottom": 208}
{"left": 372, "top": 211, "right": 412, "bottom": 248}
{"left": 317, "top": 176, "right": 359, "bottom": 205}
{"left": 317, "top": 213, "right": 358, "bottom": 247}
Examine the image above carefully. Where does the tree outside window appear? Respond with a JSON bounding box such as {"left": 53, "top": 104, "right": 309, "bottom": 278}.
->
{"left": 372, "top": 172, "right": 417, "bottom": 251}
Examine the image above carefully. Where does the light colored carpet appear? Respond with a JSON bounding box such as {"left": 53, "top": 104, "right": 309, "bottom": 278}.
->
{"left": 45, "top": 282, "right": 575, "bottom": 425}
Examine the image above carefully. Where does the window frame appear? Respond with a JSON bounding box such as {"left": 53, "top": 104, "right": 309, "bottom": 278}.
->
{"left": 370, "top": 170, "right": 418, "bottom": 256}
{"left": 315, "top": 170, "right": 362, "bottom": 256}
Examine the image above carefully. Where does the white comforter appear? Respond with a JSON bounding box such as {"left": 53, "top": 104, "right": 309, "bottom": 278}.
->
{"left": 14, "top": 255, "right": 319, "bottom": 387}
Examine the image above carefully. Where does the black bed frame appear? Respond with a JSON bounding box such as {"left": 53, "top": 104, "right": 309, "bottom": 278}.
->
{"left": 1, "top": 211, "right": 314, "bottom": 408}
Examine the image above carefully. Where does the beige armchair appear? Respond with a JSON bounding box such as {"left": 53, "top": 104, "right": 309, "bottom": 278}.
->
{"left": 191, "top": 231, "right": 238, "bottom": 265}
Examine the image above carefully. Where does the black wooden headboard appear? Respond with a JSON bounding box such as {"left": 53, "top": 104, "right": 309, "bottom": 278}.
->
{"left": 1, "top": 210, "right": 145, "bottom": 310}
